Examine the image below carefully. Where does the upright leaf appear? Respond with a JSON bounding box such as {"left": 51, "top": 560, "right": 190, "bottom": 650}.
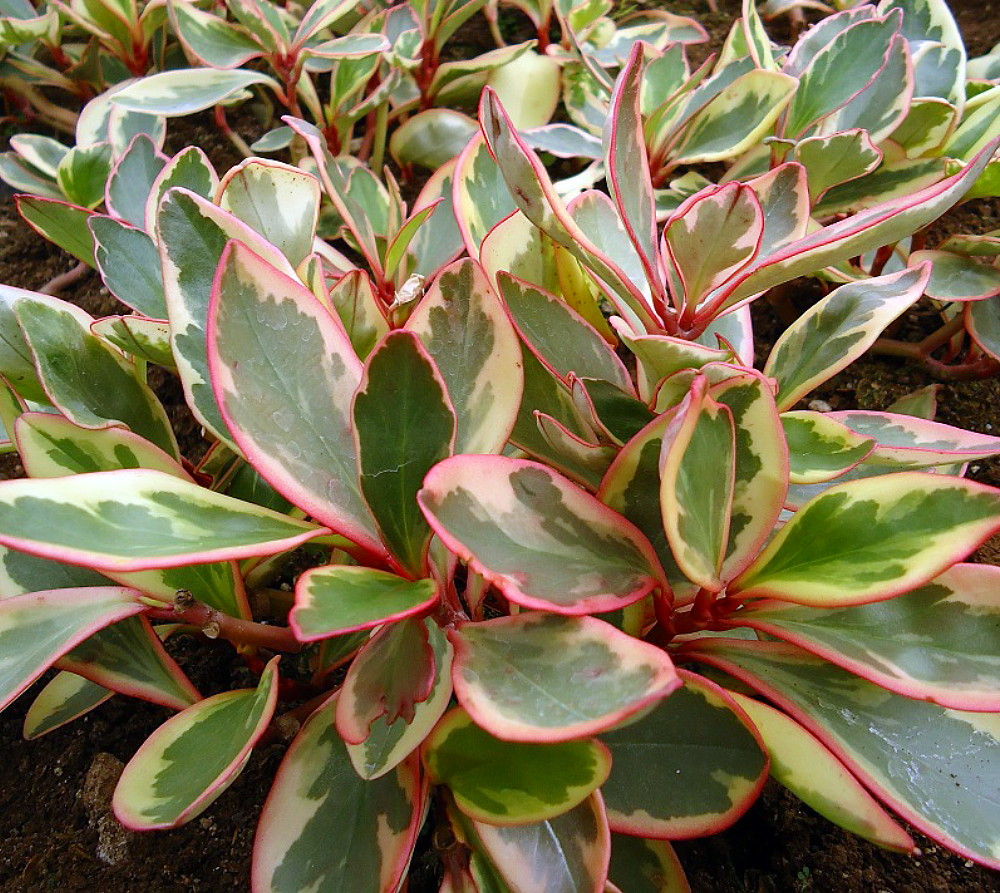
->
{"left": 208, "top": 240, "right": 383, "bottom": 559}
{"left": 353, "top": 331, "right": 456, "bottom": 576}
{"left": 407, "top": 259, "right": 522, "bottom": 454}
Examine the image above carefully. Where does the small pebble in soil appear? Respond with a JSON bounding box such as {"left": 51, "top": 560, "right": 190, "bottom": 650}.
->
{"left": 808, "top": 399, "right": 832, "bottom": 412}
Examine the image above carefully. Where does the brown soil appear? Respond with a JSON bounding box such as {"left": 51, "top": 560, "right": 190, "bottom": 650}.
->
{"left": 1, "top": 2, "right": 1000, "bottom": 892}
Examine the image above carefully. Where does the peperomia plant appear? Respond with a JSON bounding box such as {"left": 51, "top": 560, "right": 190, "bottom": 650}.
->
{"left": 0, "top": 0, "right": 999, "bottom": 890}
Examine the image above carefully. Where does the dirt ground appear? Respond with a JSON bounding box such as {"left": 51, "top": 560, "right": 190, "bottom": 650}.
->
{"left": 0, "top": 0, "right": 999, "bottom": 891}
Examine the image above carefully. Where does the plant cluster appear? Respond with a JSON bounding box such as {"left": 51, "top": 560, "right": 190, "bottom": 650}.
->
{"left": 0, "top": 0, "right": 999, "bottom": 890}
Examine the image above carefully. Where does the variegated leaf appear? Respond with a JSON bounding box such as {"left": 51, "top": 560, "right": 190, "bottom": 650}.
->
{"left": 217, "top": 159, "right": 320, "bottom": 268}
{"left": 782, "top": 411, "right": 876, "bottom": 484}
{"left": 710, "top": 372, "right": 788, "bottom": 581}
{"left": 23, "top": 671, "right": 114, "bottom": 740}
{"left": 479, "top": 210, "right": 562, "bottom": 300}
{"left": 114, "top": 657, "right": 278, "bottom": 829}
{"left": 420, "top": 456, "right": 665, "bottom": 614}
{"left": 111, "top": 68, "right": 282, "bottom": 116}
{"left": 782, "top": 12, "right": 903, "bottom": 138}
{"left": 673, "top": 70, "right": 797, "bottom": 164}
{"left": 425, "top": 707, "right": 611, "bottom": 824}
{"left": 335, "top": 616, "right": 436, "bottom": 745}
{"left": 764, "top": 266, "right": 929, "bottom": 412}
{"left": 497, "top": 273, "right": 631, "bottom": 393}
{"left": 0, "top": 469, "right": 324, "bottom": 572}
{"left": 479, "top": 89, "right": 656, "bottom": 330}
{"left": 291, "top": 566, "right": 437, "bottom": 639}
{"left": 688, "top": 639, "right": 1000, "bottom": 869}
{"left": 827, "top": 410, "right": 1000, "bottom": 467}
{"left": 208, "top": 240, "right": 383, "bottom": 559}
{"left": 910, "top": 249, "right": 1000, "bottom": 301}
{"left": 347, "top": 620, "right": 453, "bottom": 780}
{"left": 600, "top": 670, "right": 767, "bottom": 838}
{"left": 794, "top": 130, "right": 882, "bottom": 203}
{"left": 16, "top": 196, "right": 95, "bottom": 267}
{"left": 472, "top": 794, "right": 611, "bottom": 893}
{"left": 450, "top": 613, "right": 679, "bottom": 743}
{"left": 90, "top": 217, "right": 167, "bottom": 318}
{"left": 145, "top": 147, "right": 218, "bottom": 236}
{"left": 661, "top": 183, "right": 762, "bottom": 314}
{"left": 660, "top": 381, "right": 735, "bottom": 591}
{"left": 15, "top": 411, "right": 188, "bottom": 479}
{"left": 742, "top": 162, "right": 810, "bottom": 258}
{"left": 617, "top": 327, "right": 732, "bottom": 403}
{"left": 353, "top": 331, "right": 456, "bottom": 575}
{"left": 105, "top": 133, "right": 166, "bottom": 229}
{"left": 608, "top": 835, "right": 690, "bottom": 893}
{"left": 731, "top": 473, "right": 1000, "bottom": 606}
{"left": 453, "top": 135, "right": 518, "bottom": 258}
{"left": 253, "top": 695, "right": 423, "bottom": 893}
{"left": 329, "top": 270, "right": 387, "bottom": 361}
{"left": 92, "top": 315, "right": 176, "bottom": 368}
{"left": 159, "top": 187, "right": 296, "bottom": 448}
{"left": 16, "top": 300, "right": 178, "bottom": 457}
{"left": 606, "top": 46, "right": 661, "bottom": 303}
{"left": 407, "top": 260, "right": 523, "bottom": 454}
{"left": 719, "top": 140, "right": 997, "bottom": 309}
{"left": 0, "top": 286, "right": 90, "bottom": 404}
{"left": 968, "top": 297, "right": 1000, "bottom": 361}
{"left": 0, "top": 586, "right": 144, "bottom": 712}
{"left": 598, "top": 413, "right": 699, "bottom": 606}
{"left": 728, "top": 692, "right": 915, "bottom": 852}
{"left": 731, "top": 563, "right": 1000, "bottom": 711}
{"left": 58, "top": 615, "right": 200, "bottom": 710}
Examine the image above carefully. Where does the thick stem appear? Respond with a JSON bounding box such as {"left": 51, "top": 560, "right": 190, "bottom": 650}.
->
{"left": 147, "top": 590, "right": 304, "bottom": 652}
{"left": 873, "top": 311, "right": 967, "bottom": 360}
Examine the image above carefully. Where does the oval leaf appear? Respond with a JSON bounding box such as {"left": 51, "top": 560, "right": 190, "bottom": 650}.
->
{"left": 450, "top": 613, "right": 679, "bottom": 743}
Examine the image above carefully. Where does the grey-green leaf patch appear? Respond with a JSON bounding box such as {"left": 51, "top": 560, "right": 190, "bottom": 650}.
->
{"left": 90, "top": 217, "right": 167, "bottom": 318}
{"left": 600, "top": 670, "right": 767, "bottom": 838}
{"left": 252, "top": 695, "right": 422, "bottom": 893}
{"left": 113, "top": 656, "right": 279, "bottom": 829}
{"left": 420, "top": 456, "right": 665, "bottom": 614}
{"left": 450, "top": 613, "right": 679, "bottom": 742}
{"left": 425, "top": 707, "right": 611, "bottom": 825}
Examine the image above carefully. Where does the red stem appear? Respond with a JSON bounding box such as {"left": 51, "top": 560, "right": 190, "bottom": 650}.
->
{"left": 147, "top": 591, "right": 303, "bottom": 652}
